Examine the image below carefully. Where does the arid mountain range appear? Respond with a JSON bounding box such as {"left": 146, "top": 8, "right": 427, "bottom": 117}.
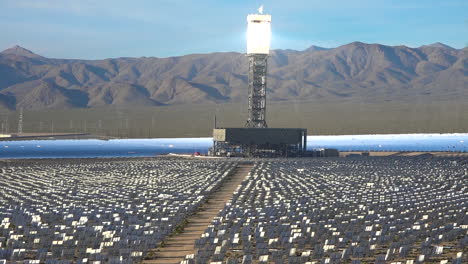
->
{"left": 0, "top": 42, "right": 466, "bottom": 110}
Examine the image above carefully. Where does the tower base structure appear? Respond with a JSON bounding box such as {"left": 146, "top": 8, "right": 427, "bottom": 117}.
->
{"left": 211, "top": 128, "right": 307, "bottom": 157}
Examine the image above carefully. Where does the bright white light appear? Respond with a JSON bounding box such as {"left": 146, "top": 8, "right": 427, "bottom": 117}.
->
{"left": 247, "top": 14, "right": 271, "bottom": 54}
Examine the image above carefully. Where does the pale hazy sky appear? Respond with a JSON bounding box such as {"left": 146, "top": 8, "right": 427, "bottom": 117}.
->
{"left": 0, "top": 0, "right": 466, "bottom": 59}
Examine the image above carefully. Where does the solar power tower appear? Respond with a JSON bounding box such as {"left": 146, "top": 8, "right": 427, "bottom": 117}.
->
{"left": 211, "top": 7, "right": 308, "bottom": 157}
{"left": 245, "top": 9, "right": 271, "bottom": 128}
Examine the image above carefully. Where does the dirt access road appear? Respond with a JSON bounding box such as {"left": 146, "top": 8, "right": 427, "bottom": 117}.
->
{"left": 143, "top": 164, "right": 253, "bottom": 264}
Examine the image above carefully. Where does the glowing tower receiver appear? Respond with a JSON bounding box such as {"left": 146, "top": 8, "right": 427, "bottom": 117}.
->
{"left": 245, "top": 7, "right": 271, "bottom": 128}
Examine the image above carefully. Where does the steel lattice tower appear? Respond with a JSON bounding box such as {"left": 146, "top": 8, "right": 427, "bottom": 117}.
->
{"left": 244, "top": 11, "right": 271, "bottom": 128}
{"left": 17, "top": 107, "right": 23, "bottom": 135}
{"left": 245, "top": 54, "right": 268, "bottom": 128}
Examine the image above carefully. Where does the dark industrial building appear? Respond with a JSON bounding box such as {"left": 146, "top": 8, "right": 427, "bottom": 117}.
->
{"left": 212, "top": 128, "right": 307, "bottom": 157}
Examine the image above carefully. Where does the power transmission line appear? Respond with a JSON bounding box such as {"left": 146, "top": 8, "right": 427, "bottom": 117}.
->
{"left": 17, "top": 108, "right": 23, "bottom": 135}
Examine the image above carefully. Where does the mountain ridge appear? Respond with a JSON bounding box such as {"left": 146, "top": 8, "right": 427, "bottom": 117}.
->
{"left": 0, "top": 45, "right": 43, "bottom": 58}
{"left": 0, "top": 42, "right": 466, "bottom": 110}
